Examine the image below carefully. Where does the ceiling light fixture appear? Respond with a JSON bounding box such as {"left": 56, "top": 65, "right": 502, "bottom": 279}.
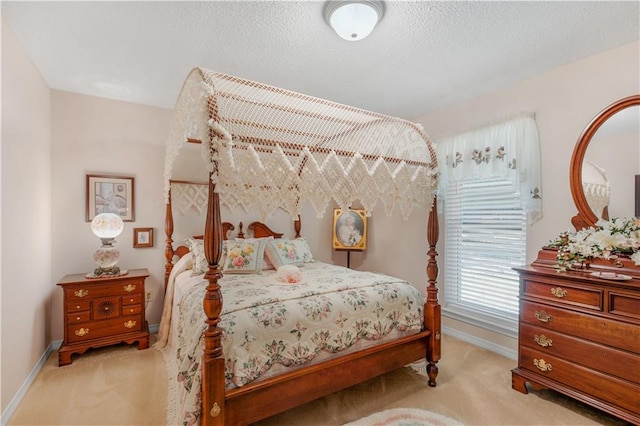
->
{"left": 324, "top": 0, "right": 385, "bottom": 41}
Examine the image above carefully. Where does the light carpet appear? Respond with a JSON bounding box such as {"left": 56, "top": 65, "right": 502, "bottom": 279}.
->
{"left": 343, "top": 407, "right": 464, "bottom": 426}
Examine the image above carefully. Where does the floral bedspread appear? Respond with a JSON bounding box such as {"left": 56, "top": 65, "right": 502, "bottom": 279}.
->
{"left": 171, "top": 262, "right": 424, "bottom": 425}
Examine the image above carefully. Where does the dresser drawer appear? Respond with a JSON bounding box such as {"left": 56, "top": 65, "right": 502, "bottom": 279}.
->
{"left": 609, "top": 291, "right": 640, "bottom": 320}
{"left": 521, "top": 300, "right": 639, "bottom": 353}
{"left": 67, "top": 315, "right": 143, "bottom": 343}
{"left": 522, "top": 279, "right": 602, "bottom": 310}
{"left": 519, "top": 346, "right": 640, "bottom": 415}
{"left": 519, "top": 323, "right": 640, "bottom": 383}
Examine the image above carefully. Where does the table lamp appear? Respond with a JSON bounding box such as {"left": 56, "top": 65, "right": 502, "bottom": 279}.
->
{"left": 89, "top": 213, "right": 125, "bottom": 277}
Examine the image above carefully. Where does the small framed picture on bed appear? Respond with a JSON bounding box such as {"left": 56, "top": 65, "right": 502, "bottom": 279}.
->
{"left": 133, "top": 227, "right": 154, "bottom": 248}
{"left": 86, "top": 174, "right": 135, "bottom": 221}
{"left": 332, "top": 208, "right": 367, "bottom": 251}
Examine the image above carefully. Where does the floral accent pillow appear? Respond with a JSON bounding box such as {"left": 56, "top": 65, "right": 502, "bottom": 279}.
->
{"left": 185, "top": 238, "right": 227, "bottom": 276}
{"left": 264, "top": 237, "right": 314, "bottom": 268}
{"left": 235, "top": 237, "right": 275, "bottom": 270}
{"left": 223, "top": 239, "right": 267, "bottom": 274}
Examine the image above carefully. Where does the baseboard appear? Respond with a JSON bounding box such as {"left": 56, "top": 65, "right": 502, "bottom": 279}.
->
{"left": 442, "top": 326, "right": 517, "bottom": 360}
{"left": 1, "top": 324, "right": 160, "bottom": 425}
{"left": 1, "top": 339, "right": 62, "bottom": 425}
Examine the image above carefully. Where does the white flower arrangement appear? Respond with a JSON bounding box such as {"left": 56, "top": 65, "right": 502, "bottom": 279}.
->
{"left": 548, "top": 217, "right": 640, "bottom": 272}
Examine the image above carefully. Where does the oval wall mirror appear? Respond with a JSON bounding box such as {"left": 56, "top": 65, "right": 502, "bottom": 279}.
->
{"left": 570, "top": 94, "right": 640, "bottom": 230}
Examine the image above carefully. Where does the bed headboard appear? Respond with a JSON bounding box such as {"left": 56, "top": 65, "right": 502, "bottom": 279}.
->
{"left": 164, "top": 179, "right": 304, "bottom": 288}
{"left": 172, "top": 221, "right": 235, "bottom": 260}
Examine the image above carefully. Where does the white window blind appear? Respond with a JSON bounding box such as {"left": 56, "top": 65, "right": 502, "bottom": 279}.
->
{"left": 443, "top": 177, "right": 526, "bottom": 336}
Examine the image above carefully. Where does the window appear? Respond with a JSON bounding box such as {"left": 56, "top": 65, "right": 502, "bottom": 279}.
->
{"left": 443, "top": 177, "right": 526, "bottom": 336}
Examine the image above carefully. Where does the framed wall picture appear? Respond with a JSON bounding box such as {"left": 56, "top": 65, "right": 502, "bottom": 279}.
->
{"left": 86, "top": 174, "right": 135, "bottom": 222}
{"left": 332, "top": 208, "right": 367, "bottom": 251}
{"left": 133, "top": 227, "right": 154, "bottom": 248}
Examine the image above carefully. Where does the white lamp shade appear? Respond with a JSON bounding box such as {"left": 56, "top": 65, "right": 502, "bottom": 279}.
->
{"left": 91, "top": 213, "right": 124, "bottom": 239}
{"left": 326, "top": 1, "right": 384, "bottom": 41}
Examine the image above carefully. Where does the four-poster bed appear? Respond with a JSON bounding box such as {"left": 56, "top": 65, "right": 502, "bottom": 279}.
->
{"left": 159, "top": 68, "right": 442, "bottom": 425}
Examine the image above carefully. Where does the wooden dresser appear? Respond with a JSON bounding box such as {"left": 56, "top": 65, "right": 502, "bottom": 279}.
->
{"left": 512, "top": 256, "right": 640, "bottom": 424}
{"left": 57, "top": 268, "right": 150, "bottom": 366}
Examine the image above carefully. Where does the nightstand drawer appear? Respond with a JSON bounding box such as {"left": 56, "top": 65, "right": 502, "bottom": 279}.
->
{"left": 65, "top": 281, "right": 142, "bottom": 301}
{"left": 122, "top": 294, "right": 142, "bottom": 306}
{"left": 67, "top": 315, "right": 143, "bottom": 343}
{"left": 92, "top": 297, "right": 121, "bottom": 320}
{"left": 68, "top": 300, "right": 91, "bottom": 312}
{"left": 67, "top": 312, "right": 91, "bottom": 324}
{"left": 522, "top": 279, "right": 602, "bottom": 310}
{"left": 521, "top": 300, "right": 639, "bottom": 353}
{"left": 122, "top": 305, "right": 141, "bottom": 315}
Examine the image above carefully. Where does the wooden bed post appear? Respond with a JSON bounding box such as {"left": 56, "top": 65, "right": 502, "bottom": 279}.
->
{"left": 294, "top": 215, "right": 302, "bottom": 238}
{"left": 425, "top": 195, "right": 441, "bottom": 387}
{"left": 164, "top": 186, "right": 175, "bottom": 291}
{"left": 201, "top": 177, "right": 226, "bottom": 426}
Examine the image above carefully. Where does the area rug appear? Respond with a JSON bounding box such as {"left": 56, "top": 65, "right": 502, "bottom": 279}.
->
{"left": 343, "top": 407, "right": 464, "bottom": 426}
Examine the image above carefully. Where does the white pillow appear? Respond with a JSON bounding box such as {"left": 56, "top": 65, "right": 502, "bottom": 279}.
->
{"left": 185, "top": 238, "right": 227, "bottom": 276}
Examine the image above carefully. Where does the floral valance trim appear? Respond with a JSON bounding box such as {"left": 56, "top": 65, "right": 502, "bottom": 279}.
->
{"left": 436, "top": 114, "right": 542, "bottom": 224}
{"left": 450, "top": 145, "right": 516, "bottom": 169}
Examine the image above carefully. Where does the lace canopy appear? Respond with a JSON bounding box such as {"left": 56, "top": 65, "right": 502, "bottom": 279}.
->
{"left": 164, "top": 67, "right": 439, "bottom": 220}
{"left": 582, "top": 160, "right": 610, "bottom": 218}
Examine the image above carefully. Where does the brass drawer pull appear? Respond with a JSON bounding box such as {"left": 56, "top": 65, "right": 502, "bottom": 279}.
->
{"left": 124, "top": 320, "right": 137, "bottom": 329}
{"left": 534, "top": 334, "right": 553, "bottom": 347}
{"left": 551, "top": 287, "right": 567, "bottom": 298}
{"left": 75, "top": 328, "right": 89, "bottom": 337}
{"left": 74, "top": 289, "right": 89, "bottom": 298}
{"left": 123, "top": 284, "right": 136, "bottom": 293}
{"left": 534, "top": 311, "right": 552, "bottom": 323}
{"left": 210, "top": 402, "right": 221, "bottom": 417}
{"left": 533, "top": 358, "right": 552, "bottom": 372}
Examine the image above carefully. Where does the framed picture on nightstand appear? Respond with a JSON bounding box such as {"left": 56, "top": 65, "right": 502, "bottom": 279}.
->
{"left": 133, "top": 228, "right": 153, "bottom": 248}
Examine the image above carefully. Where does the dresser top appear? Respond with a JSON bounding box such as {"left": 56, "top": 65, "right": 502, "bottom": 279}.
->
{"left": 515, "top": 265, "right": 640, "bottom": 289}
{"left": 57, "top": 268, "right": 150, "bottom": 285}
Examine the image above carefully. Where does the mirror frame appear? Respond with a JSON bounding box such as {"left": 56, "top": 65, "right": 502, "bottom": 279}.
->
{"left": 570, "top": 94, "right": 640, "bottom": 230}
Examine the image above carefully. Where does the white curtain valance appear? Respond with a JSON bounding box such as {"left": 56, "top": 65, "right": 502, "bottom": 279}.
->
{"left": 165, "top": 68, "right": 440, "bottom": 221}
{"left": 436, "top": 114, "right": 542, "bottom": 224}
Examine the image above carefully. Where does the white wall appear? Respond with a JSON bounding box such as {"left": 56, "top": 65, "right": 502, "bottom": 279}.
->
{"left": 1, "top": 20, "right": 52, "bottom": 413}
{"left": 50, "top": 91, "right": 171, "bottom": 341}
{"left": 414, "top": 40, "right": 640, "bottom": 352}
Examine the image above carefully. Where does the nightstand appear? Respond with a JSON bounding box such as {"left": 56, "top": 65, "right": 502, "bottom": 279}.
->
{"left": 57, "top": 268, "right": 150, "bottom": 366}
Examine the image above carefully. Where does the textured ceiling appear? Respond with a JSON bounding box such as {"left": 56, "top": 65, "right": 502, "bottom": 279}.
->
{"left": 2, "top": 1, "right": 639, "bottom": 119}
